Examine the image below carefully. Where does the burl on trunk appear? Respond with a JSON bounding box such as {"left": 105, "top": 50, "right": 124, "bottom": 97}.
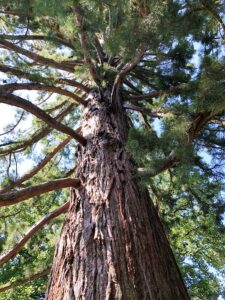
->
{"left": 46, "top": 89, "right": 189, "bottom": 300}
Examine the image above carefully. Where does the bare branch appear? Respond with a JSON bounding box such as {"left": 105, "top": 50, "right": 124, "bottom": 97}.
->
{"left": 0, "top": 93, "right": 86, "bottom": 145}
{"left": 1, "top": 138, "right": 71, "bottom": 193}
{"left": 0, "top": 209, "right": 22, "bottom": 219}
{"left": 94, "top": 34, "right": 105, "bottom": 65}
{"left": 0, "top": 202, "right": 69, "bottom": 266}
{"left": 0, "top": 111, "right": 24, "bottom": 136}
{"left": 0, "top": 178, "right": 80, "bottom": 207}
{"left": 57, "top": 78, "right": 90, "bottom": 93}
{"left": 73, "top": 6, "right": 100, "bottom": 85}
{"left": 0, "top": 267, "right": 51, "bottom": 293}
{"left": 0, "top": 38, "right": 76, "bottom": 73}
{"left": 0, "top": 9, "right": 19, "bottom": 16}
{"left": 2, "top": 83, "right": 86, "bottom": 106}
{"left": 127, "top": 90, "right": 162, "bottom": 101}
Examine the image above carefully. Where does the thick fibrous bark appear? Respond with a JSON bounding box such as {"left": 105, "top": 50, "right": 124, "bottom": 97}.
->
{"left": 47, "top": 89, "right": 189, "bottom": 299}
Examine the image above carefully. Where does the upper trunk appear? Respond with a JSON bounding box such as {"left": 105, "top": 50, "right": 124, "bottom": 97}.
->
{"left": 46, "top": 88, "right": 190, "bottom": 300}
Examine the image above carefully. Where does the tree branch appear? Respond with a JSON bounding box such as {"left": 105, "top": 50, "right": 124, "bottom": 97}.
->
{"left": 0, "top": 178, "right": 80, "bottom": 207}
{"left": 210, "top": 119, "right": 225, "bottom": 126}
{"left": 111, "top": 44, "right": 146, "bottom": 109}
{"left": 0, "top": 267, "right": 51, "bottom": 293}
{"left": 138, "top": 151, "right": 178, "bottom": 177}
{"left": 127, "top": 85, "right": 184, "bottom": 101}
{"left": 138, "top": 112, "right": 212, "bottom": 177}
{"left": 72, "top": 6, "right": 100, "bottom": 85}
{"left": 0, "top": 93, "right": 87, "bottom": 145}
{"left": 0, "top": 39, "right": 76, "bottom": 73}
{"left": 0, "top": 102, "right": 75, "bottom": 156}
{"left": 2, "top": 83, "right": 86, "bottom": 106}
{"left": 0, "top": 64, "right": 90, "bottom": 93}
{"left": 201, "top": 1, "right": 225, "bottom": 34}
{"left": 124, "top": 103, "right": 164, "bottom": 118}
{"left": 0, "top": 34, "right": 78, "bottom": 51}
{"left": 0, "top": 9, "right": 20, "bottom": 16}
{"left": 0, "top": 202, "right": 69, "bottom": 266}
{"left": 0, "top": 111, "right": 24, "bottom": 137}
{"left": 1, "top": 138, "right": 71, "bottom": 192}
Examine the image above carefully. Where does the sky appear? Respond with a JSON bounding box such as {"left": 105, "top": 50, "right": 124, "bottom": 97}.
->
{"left": 0, "top": 102, "right": 35, "bottom": 175}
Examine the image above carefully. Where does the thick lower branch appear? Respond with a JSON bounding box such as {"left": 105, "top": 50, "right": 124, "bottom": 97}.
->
{"left": 0, "top": 64, "right": 90, "bottom": 93}
{"left": 2, "top": 83, "right": 86, "bottom": 106}
{"left": 0, "top": 39, "right": 75, "bottom": 73}
{"left": 0, "top": 178, "right": 80, "bottom": 207}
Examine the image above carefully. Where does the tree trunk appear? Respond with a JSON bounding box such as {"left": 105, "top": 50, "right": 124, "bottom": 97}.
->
{"left": 46, "top": 89, "right": 190, "bottom": 300}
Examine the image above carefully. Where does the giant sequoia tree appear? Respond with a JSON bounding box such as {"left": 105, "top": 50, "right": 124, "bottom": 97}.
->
{"left": 0, "top": 0, "right": 225, "bottom": 299}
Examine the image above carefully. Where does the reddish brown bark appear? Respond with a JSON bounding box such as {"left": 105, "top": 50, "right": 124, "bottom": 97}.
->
{"left": 46, "top": 89, "right": 190, "bottom": 299}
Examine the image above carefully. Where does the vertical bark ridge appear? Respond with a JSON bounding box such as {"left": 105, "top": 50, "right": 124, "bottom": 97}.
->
{"left": 46, "top": 89, "right": 190, "bottom": 300}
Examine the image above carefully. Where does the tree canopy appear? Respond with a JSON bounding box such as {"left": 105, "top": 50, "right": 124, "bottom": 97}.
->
{"left": 0, "top": 0, "right": 224, "bottom": 299}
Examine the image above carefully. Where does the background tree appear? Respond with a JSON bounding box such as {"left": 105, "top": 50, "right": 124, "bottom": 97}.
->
{"left": 0, "top": 0, "right": 224, "bottom": 299}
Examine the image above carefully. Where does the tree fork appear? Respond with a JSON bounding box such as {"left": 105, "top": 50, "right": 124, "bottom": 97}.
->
{"left": 46, "top": 89, "right": 190, "bottom": 299}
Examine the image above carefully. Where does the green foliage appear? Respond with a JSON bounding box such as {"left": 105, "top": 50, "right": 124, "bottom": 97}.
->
{"left": 195, "top": 57, "right": 225, "bottom": 114}
{"left": 0, "top": 0, "right": 225, "bottom": 298}
{"left": 126, "top": 127, "right": 159, "bottom": 165}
